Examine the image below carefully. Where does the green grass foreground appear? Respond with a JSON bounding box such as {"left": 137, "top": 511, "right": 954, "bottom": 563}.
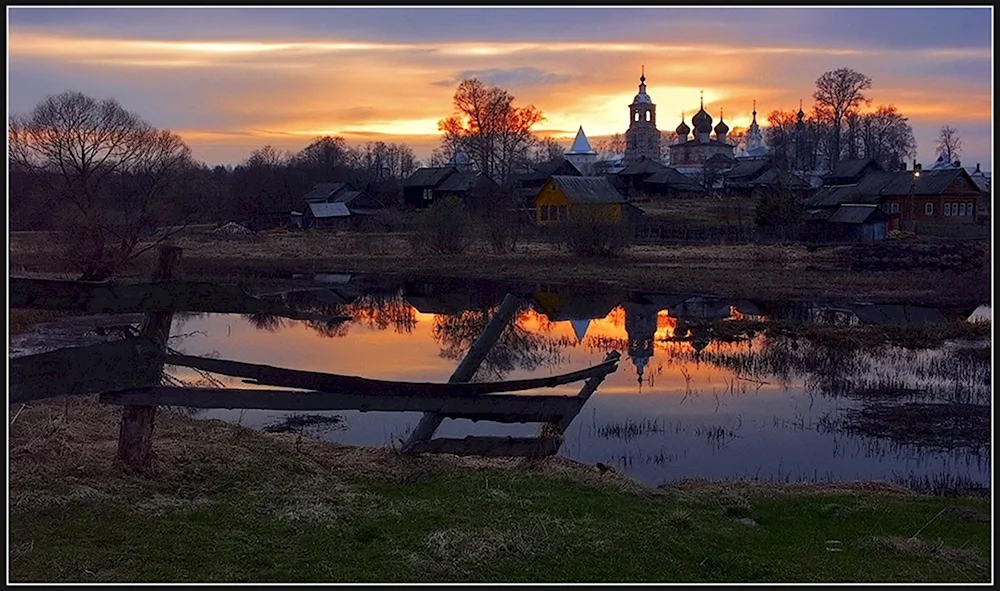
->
{"left": 9, "top": 397, "right": 991, "bottom": 583}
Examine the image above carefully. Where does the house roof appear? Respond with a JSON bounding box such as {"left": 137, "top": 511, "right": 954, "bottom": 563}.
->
{"left": 643, "top": 168, "right": 702, "bottom": 191}
{"left": 436, "top": 170, "right": 483, "bottom": 192}
{"left": 303, "top": 182, "right": 352, "bottom": 202}
{"left": 724, "top": 158, "right": 772, "bottom": 180}
{"left": 705, "top": 153, "right": 738, "bottom": 167}
{"left": 827, "top": 204, "right": 883, "bottom": 224}
{"left": 307, "top": 202, "right": 351, "bottom": 218}
{"left": 619, "top": 157, "right": 668, "bottom": 176}
{"left": 827, "top": 158, "right": 877, "bottom": 180}
{"left": 876, "top": 167, "right": 977, "bottom": 196}
{"left": 548, "top": 176, "right": 625, "bottom": 204}
{"left": 515, "top": 158, "right": 582, "bottom": 183}
{"left": 403, "top": 166, "right": 456, "bottom": 188}
{"left": 752, "top": 169, "right": 813, "bottom": 189}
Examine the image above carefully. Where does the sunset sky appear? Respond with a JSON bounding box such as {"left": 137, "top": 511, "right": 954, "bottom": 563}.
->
{"left": 7, "top": 7, "right": 993, "bottom": 171}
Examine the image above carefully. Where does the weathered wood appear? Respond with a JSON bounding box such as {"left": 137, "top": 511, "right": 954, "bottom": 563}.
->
{"left": 99, "top": 386, "right": 579, "bottom": 418}
{"left": 543, "top": 350, "right": 621, "bottom": 437}
{"left": 9, "top": 276, "right": 348, "bottom": 322}
{"left": 116, "top": 245, "right": 179, "bottom": 471}
{"left": 402, "top": 293, "right": 523, "bottom": 452}
{"left": 165, "top": 352, "right": 618, "bottom": 397}
{"left": 9, "top": 338, "right": 165, "bottom": 404}
{"left": 405, "top": 435, "right": 562, "bottom": 457}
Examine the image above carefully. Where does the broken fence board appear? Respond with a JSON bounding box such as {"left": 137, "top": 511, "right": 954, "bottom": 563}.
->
{"left": 9, "top": 277, "right": 347, "bottom": 322}
{"left": 166, "top": 352, "right": 618, "bottom": 397}
{"left": 99, "top": 386, "right": 580, "bottom": 419}
{"left": 404, "top": 435, "right": 562, "bottom": 457}
{"left": 9, "top": 338, "right": 165, "bottom": 404}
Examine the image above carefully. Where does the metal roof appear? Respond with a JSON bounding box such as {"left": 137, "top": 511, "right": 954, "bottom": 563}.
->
{"left": 566, "top": 126, "right": 596, "bottom": 155}
{"left": 307, "top": 202, "right": 351, "bottom": 218}
{"left": 619, "top": 157, "right": 668, "bottom": 176}
{"left": 548, "top": 176, "right": 625, "bottom": 204}
{"left": 827, "top": 204, "right": 882, "bottom": 224}
{"left": 403, "top": 166, "right": 456, "bottom": 188}
{"left": 303, "top": 182, "right": 351, "bottom": 202}
{"left": 436, "top": 170, "right": 483, "bottom": 192}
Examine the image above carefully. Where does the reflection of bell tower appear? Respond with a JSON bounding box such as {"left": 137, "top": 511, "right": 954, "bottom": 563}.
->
{"left": 623, "top": 300, "right": 659, "bottom": 387}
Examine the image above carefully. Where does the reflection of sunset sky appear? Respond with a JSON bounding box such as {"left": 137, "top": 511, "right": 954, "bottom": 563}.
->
{"left": 8, "top": 7, "right": 991, "bottom": 169}
{"left": 166, "top": 303, "right": 989, "bottom": 487}
{"left": 167, "top": 305, "right": 770, "bottom": 398}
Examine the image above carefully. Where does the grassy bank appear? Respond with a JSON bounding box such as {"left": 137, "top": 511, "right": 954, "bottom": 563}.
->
{"left": 9, "top": 396, "right": 991, "bottom": 583}
{"left": 8, "top": 229, "right": 991, "bottom": 307}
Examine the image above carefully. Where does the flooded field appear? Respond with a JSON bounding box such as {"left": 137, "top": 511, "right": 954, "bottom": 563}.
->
{"left": 164, "top": 273, "right": 991, "bottom": 491}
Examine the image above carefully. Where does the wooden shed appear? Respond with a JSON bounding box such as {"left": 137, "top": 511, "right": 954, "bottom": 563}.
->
{"left": 535, "top": 176, "right": 629, "bottom": 226}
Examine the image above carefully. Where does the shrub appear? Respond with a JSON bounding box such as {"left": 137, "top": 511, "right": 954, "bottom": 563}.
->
{"left": 551, "top": 208, "right": 633, "bottom": 257}
{"left": 411, "top": 196, "right": 476, "bottom": 255}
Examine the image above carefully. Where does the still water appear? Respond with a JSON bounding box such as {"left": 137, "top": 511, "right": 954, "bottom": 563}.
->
{"left": 166, "top": 274, "right": 991, "bottom": 490}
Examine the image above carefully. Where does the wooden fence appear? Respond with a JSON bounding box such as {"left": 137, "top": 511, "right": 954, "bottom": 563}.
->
{"left": 10, "top": 246, "right": 620, "bottom": 469}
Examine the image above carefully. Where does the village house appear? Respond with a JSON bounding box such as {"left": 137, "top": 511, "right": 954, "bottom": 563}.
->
{"left": 805, "top": 163, "right": 983, "bottom": 234}
{"left": 401, "top": 166, "right": 499, "bottom": 209}
{"left": 300, "top": 201, "right": 352, "bottom": 231}
{"left": 510, "top": 157, "right": 583, "bottom": 209}
{"left": 534, "top": 175, "right": 643, "bottom": 226}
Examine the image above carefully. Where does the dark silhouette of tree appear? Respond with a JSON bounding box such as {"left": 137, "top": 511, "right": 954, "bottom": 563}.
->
{"left": 856, "top": 105, "right": 917, "bottom": 171}
{"left": 438, "top": 78, "right": 545, "bottom": 184}
{"left": 812, "top": 67, "right": 872, "bottom": 165}
{"left": 9, "top": 90, "right": 192, "bottom": 280}
{"left": 528, "top": 136, "right": 565, "bottom": 164}
{"left": 764, "top": 109, "right": 798, "bottom": 171}
{"left": 936, "top": 125, "right": 963, "bottom": 163}
{"left": 595, "top": 133, "right": 626, "bottom": 158}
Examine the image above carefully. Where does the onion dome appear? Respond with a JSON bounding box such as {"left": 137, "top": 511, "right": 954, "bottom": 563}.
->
{"left": 796, "top": 99, "right": 805, "bottom": 121}
{"left": 691, "top": 91, "right": 713, "bottom": 133}
{"left": 675, "top": 111, "right": 690, "bottom": 137}
{"left": 714, "top": 109, "right": 729, "bottom": 135}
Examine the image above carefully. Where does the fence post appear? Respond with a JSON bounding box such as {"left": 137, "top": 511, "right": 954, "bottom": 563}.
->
{"left": 401, "top": 293, "right": 521, "bottom": 453}
{"left": 116, "top": 245, "right": 182, "bottom": 471}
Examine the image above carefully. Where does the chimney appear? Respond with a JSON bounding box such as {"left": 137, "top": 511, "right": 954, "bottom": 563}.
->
{"left": 975, "top": 163, "right": 981, "bottom": 173}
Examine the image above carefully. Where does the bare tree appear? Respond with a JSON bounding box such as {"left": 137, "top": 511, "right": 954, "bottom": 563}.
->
{"left": 9, "top": 90, "right": 193, "bottom": 280}
{"left": 529, "top": 136, "right": 565, "bottom": 164}
{"left": 936, "top": 125, "right": 963, "bottom": 163}
{"left": 857, "top": 105, "right": 917, "bottom": 171}
{"left": 764, "top": 109, "right": 798, "bottom": 171}
{"left": 438, "top": 78, "right": 545, "bottom": 184}
{"left": 812, "top": 67, "right": 872, "bottom": 165}
{"left": 594, "top": 133, "right": 626, "bottom": 157}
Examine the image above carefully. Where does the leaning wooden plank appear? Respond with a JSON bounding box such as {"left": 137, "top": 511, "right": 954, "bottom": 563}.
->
{"left": 403, "top": 293, "right": 523, "bottom": 452}
{"left": 404, "top": 435, "right": 562, "bottom": 457}
{"left": 99, "top": 386, "right": 579, "bottom": 418}
{"left": 165, "top": 352, "right": 617, "bottom": 397}
{"left": 9, "top": 338, "right": 165, "bottom": 404}
{"left": 544, "top": 350, "right": 622, "bottom": 436}
{"left": 9, "top": 277, "right": 348, "bottom": 322}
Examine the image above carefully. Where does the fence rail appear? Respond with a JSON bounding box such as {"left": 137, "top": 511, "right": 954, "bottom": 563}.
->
{"left": 9, "top": 247, "right": 620, "bottom": 468}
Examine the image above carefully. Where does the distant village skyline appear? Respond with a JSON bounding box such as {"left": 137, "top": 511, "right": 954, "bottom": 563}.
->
{"left": 7, "top": 7, "right": 993, "bottom": 171}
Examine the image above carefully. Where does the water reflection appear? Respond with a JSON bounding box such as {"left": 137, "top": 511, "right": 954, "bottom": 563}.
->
{"left": 166, "top": 273, "right": 990, "bottom": 490}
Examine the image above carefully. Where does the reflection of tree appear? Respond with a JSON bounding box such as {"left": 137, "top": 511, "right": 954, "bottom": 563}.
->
{"left": 432, "top": 303, "right": 568, "bottom": 380}
{"left": 243, "top": 313, "right": 286, "bottom": 332}
{"left": 340, "top": 293, "right": 417, "bottom": 334}
{"left": 304, "top": 319, "right": 351, "bottom": 338}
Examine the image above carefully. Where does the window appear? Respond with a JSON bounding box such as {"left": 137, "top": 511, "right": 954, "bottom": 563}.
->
{"left": 634, "top": 112, "right": 640, "bottom": 122}
{"left": 890, "top": 202, "right": 900, "bottom": 214}
{"left": 925, "top": 202, "right": 934, "bottom": 216}
{"left": 645, "top": 111, "right": 651, "bottom": 122}
{"left": 540, "top": 205, "right": 550, "bottom": 221}
{"left": 944, "top": 203, "right": 952, "bottom": 216}
{"left": 423, "top": 188, "right": 433, "bottom": 202}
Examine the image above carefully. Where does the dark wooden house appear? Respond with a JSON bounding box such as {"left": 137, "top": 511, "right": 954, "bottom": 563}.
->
{"left": 402, "top": 166, "right": 499, "bottom": 209}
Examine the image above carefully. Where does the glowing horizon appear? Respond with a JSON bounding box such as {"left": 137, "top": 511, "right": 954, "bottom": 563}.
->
{"left": 7, "top": 7, "right": 993, "bottom": 170}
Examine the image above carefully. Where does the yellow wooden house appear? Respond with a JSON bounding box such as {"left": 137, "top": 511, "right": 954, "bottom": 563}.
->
{"left": 534, "top": 175, "right": 628, "bottom": 225}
